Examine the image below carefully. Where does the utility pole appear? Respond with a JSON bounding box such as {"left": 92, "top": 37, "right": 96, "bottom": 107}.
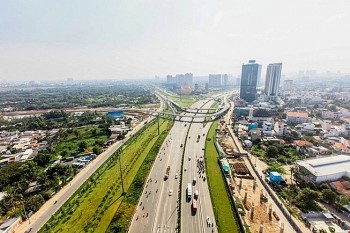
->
{"left": 118, "top": 152, "right": 125, "bottom": 195}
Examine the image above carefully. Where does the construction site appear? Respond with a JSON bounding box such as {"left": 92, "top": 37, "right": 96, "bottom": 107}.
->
{"left": 216, "top": 112, "right": 284, "bottom": 233}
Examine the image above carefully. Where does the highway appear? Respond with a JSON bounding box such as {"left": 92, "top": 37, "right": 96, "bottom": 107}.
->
{"left": 129, "top": 95, "right": 224, "bottom": 233}
{"left": 181, "top": 100, "right": 217, "bottom": 233}
{"left": 15, "top": 116, "right": 157, "bottom": 233}
{"left": 128, "top": 112, "right": 193, "bottom": 233}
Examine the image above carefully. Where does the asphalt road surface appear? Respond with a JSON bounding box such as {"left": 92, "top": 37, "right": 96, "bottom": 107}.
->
{"left": 181, "top": 100, "right": 217, "bottom": 233}
{"left": 129, "top": 96, "right": 223, "bottom": 233}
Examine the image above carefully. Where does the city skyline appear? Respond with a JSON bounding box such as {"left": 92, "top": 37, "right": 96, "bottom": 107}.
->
{"left": 1, "top": 0, "right": 350, "bottom": 81}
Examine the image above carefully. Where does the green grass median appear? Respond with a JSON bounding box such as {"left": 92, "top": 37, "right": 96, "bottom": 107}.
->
{"left": 205, "top": 121, "right": 240, "bottom": 233}
{"left": 40, "top": 119, "right": 172, "bottom": 233}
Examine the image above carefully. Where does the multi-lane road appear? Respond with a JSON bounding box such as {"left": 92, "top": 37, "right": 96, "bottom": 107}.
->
{"left": 129, "top": 96, "right": 224, "bottom": 233}
{"left": 181, "top": 100, "right": 217, "bottom": 233}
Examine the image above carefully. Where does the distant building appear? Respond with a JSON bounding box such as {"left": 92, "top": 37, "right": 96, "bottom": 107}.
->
{"left": 234, "top": 98, "right": 246, "bottom": 107}
{"left": 194, "top": 83, "right": 199, "bottom": 91}
{"left": 240, "top": 60, "right": 261, "bottom": 102}
{"left": 108, "top": 110, "right": 124, "bottom": 120}
{"left": 283, "top": 79, "right": 293, "bottom": 92}
{"left": 208, "top": 74, "right": 229, "bottom": 88}
{"left": 250, "top": 108, "right": 272, "bottom": 122}
{"left": 166, "top": 73, "right": 193, "bottom": 88}
{"left": 209, "top": 74, "right": 222, "bottom": 87}
{"left": 205, "top": 83, "right": 209, "bottom": 91}
{"left": 264, "top": 63, "right": 282, "bottom": 102}
{"left": 286, "top": 111, "right": 309, "bottom": 124}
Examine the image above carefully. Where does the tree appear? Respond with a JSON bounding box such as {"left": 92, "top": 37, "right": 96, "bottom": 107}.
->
{"left": 93, "top": 146, "right": 102, "bottom": 155}
{"left": 322, "top": 189, "right": 337, "bottom": 204}
{"left": 34, "top": 153, "right": 54, "bottom": 167}
{"left": 78, "top": 141, "right": 87, "bottom": 152}
{"left": 266, "top": 145, "right": 279, "bottom": 158}
{"left": 296, "top": 188, "right": 320, "bottom": 211}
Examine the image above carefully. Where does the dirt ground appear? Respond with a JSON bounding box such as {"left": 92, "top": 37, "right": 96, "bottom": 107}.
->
{"left": 234, "top": 178, "right": 281, "bottom": 233}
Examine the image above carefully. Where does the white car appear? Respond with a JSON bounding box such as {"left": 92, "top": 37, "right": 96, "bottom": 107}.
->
{"left": 175, "top": 173, "right": 179, "bottom": 179}
{"left": 188, "top": 156, "right": 191, "bottom": 161}
{"left": 184, "top": 167, "right": 187, "bottom": 171}
{"left": 169, "top": 189, "right": 173, "bottom": 196}
{"left": 206, "top": 216, "right": 211, "bottom": 226}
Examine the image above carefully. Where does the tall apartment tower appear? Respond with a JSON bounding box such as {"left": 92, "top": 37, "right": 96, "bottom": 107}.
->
{"left": 240, "top": 60, "right": 261, "bottom": 102}
{"left": 264, "top": 63, "right": 282, "bottom": 102}
{"left": 283, "top": 79, "right": 293, "bottom": 92}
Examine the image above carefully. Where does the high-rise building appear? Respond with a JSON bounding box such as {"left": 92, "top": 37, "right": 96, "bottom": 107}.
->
{"left": 223, "top": 74, "right": 228, "bottom": 86}
{"left": 208, "top": 74, "right": 229, "bottom": 88}
{"left": 167, "top": 75, "right": 177, "bottom": 84}
{"left": 209, "top": 74, "right": 222, "bottom": 87}
{"left": 264, "top": 63, "right": 282, "bottom": 102}
{"left": 283, "top": 79, "right": 293, "bottom": 92}
{"left": 240, "top": 60, "right": 261, "bottom": 102}
{"left": 167, "top": 73, "right": 193, "bottom": 88}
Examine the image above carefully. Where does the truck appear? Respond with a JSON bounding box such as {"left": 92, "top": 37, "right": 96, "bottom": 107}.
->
{"left": 187, "top": 183, "right": 192, "bottom": 200}
{"left": 164, "top": 166, "right": 170, "bottom": 180}
{"left": 192, "top": 199, "right": 197, "bottom": 213}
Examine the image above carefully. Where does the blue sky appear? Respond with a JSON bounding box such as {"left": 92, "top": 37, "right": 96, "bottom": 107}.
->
{"left": 0, "top": 0, "right": 349, "bottom": 81}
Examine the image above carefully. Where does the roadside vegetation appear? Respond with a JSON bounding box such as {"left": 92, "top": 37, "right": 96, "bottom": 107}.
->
{"left": 251, "top": 141, "right": 301, "bottom": 165}
{"left": 40, "top": 119, "right": 172, "bottom": 233}
{"left": 205, "top": 121, "right": 240, "bottom": 233}
{"left": 106, "top": 121, "right": 171, "bottom": 232}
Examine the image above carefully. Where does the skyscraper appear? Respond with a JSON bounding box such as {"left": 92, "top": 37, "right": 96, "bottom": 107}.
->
{"left": 264, "top": 63, "right": 282, "bottom": 102}
{"left": 209, "top": 74, "right": 229, "bottom": 88}
{"left": 209, "top": 74, "right": 223, "bottom": 87}
{"left": 240, "top": 60, "right": 261, "bottom": 102}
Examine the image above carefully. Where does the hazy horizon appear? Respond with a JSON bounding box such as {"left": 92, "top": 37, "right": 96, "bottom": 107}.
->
{"left": 1, "top": 0, "right": 350, "bottom": 81}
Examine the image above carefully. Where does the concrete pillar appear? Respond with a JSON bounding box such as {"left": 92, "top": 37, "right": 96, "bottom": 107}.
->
{"left": 243, "top": 189, "right": 248, "bottom": 204}
{"left": 280, "top": 222, "right": 284, "bottom": 233}
{"left": 250, "top": 202, "right": 255, "bottom": 220}
{"left": 253, "top": 178, "right": 257, "bottom": 193}
{"left": 239, "top": 178, "right": 243, "bottom": 191}
{"left": 268, "top": 204, "right": 272, "bottom": 221}
{"left": 259, "top": 224, "right": 263, "bottom": 233}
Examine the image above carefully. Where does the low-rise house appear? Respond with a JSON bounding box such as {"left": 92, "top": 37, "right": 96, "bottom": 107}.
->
{"left": 286, "top": 111, "right": 309, "bottom": 124}
{"left": 19, "top": 149, "right": 34, "bottom": 162}
{"left": 294, "top": 140, "right": 313, "bottom": 154}
{"left": 251, "top": 108, "right": 272, "bottom": 123}
{"left": 323, "top": 126, "right": 341, "bottom": 138}
{"left": 295, "top": 123, "right": 315, "bottom": 133}
{"left": 262, "top": 121, "right": 273, "bottom": 136}
{"left": 333, "top": 143, "right": 350, "bottom": 154}
{"left": 249, "top": 128, "right": 261, "bottom": 142}
{"left": 273, "top": 121, "right": 289, "bottom": 137}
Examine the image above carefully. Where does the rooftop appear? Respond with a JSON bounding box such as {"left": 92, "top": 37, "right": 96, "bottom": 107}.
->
{"left": 253, "top": 108, "right": 271, "bottom": 118}
{"left": 286, "top": 111, "right": 308, "bottom": 118}
{"left": 296, "top": 155, "right": 350, "bottom": 177}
